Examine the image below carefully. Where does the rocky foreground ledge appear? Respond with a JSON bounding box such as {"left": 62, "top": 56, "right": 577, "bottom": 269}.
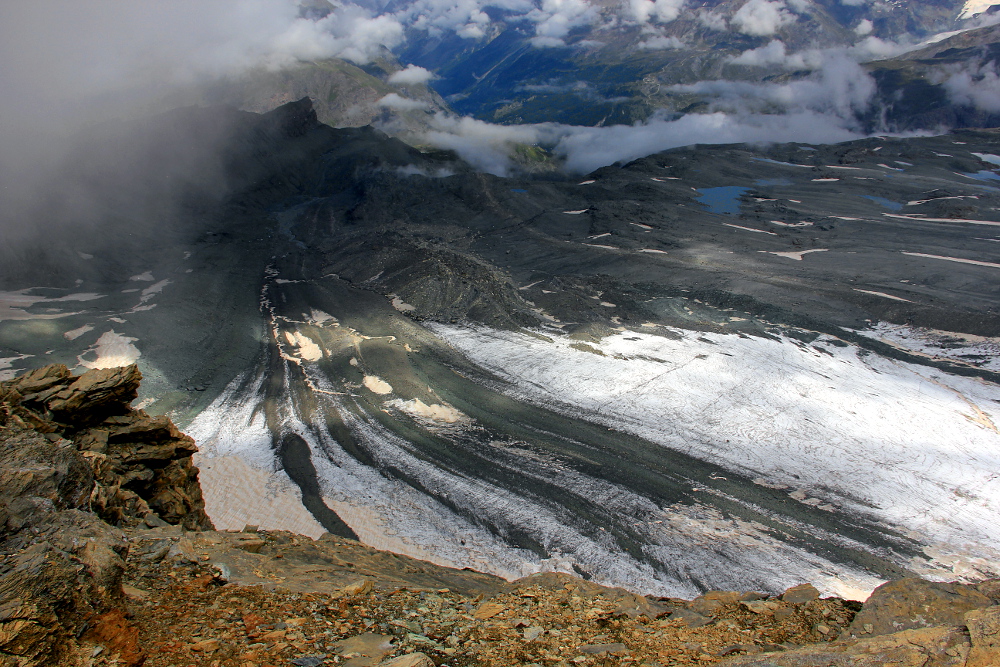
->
{"left": 2, "top": 366, "right": 999, "bottom": 667}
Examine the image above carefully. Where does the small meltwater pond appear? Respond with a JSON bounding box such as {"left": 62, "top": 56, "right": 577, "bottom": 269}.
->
{"left": 860, "top": 195, "right": 903, "bottom": 211}
{"left": 696, "top": 186, "right": 749, "bottom": 215}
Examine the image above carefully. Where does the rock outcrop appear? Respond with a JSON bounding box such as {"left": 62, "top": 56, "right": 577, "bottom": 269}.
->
{"left": 1, "top": 364, "right": 211, "bottom": 530}
{"left": 0, "top": 364, "right": 211, "bottom": 666}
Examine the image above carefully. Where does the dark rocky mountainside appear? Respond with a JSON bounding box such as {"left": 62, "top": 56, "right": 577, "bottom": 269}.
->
{"left": 867, "top": 22, "right": 1000, "bottom": 132}
{"left": 1, "top": 364, "right": 1000, "bottom": 667}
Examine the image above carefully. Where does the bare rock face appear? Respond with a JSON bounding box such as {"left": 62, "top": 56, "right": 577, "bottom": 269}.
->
{"left": 1, "top": 364, "right": 212, "bottom": 530}
{"left": 0, "top": 428, "right": 129, "bottom": 666}
{"left": 0, "top": 364, "right": 213, "bottom": 666}
{"left": 848, "top": 578, "right": 992, "bottom": 637}
{"left": 719, "top": 625, "right": 972, "bottom": 666}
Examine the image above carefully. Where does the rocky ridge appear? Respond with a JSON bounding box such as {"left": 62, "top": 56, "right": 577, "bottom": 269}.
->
{"left": 2, "top": 366, "right": 1000, "bottom": 667}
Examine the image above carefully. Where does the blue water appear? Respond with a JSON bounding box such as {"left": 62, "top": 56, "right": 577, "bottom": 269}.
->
{"left": 510, "top": 188, "right": 528, "bottom": 193}
{"left": 696, "top": 186, "right": 749, "bottom": 215}
{"left": 962, "top": 171, "right": 1000, "bottom": 182}
{"left": 755, "top": 178, "right": 793, "bottom": 187}
{"left": 860, "top": 195, "right": 903, "bottom": 212}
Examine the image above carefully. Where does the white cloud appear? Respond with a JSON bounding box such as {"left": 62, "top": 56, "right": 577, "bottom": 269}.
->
{"left": 854, "top": 19, "right": 874, "bottom": 36}
{"left": 547, "top": 110, "right": 863, "bottom": 173}
{"left": 849, "top": 35, "right": 909, "bottom": 60}
{"left": 401, "top": 0, "right": 497, "bottom": 39}
{"left": 730, "top": 40, "right": 793, "bottom": 66}
{"left": 729, "top": 40, "right": 827, "bottom": 69}
{"left": 697, "top": 10, "right": 728, "bottom": 31}
{"left": 732, "top": 0, "right": 796, "bottom": 37}
{"left": 638, "top": 34, "right": 685, "bottom": 50}
{"left": 388, "top": 64, "right": 436, "bottom": 85}
{"left": 939, "top": 60, "right": 1000, "bottom": 113}
{"left": 528, "top": 0, "right": 597, "bottom": 47}
{"left": 377, "top": 93, "right": 431, "bottom": 110}
{"left": 422, "top": 115, "right": 543, "bottom": 176}
{"left": 628, "top": 0, "right": 686, "bottom": 24}
{"left": 416, "top": 50, "right": 887, "bottom": 175}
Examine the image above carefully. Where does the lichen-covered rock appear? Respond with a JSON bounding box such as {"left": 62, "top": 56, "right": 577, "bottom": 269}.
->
{"left": 848, "top": 578, "right": 992, "bottom": 637}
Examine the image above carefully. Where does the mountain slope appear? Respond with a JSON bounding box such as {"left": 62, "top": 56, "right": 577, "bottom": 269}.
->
{"left": 2, "top": 99, "right": 999, "bottom": 600}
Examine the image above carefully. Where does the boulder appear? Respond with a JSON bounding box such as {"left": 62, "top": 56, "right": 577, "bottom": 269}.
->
{"left": 848, "top": 578, "right": 992, "bottom": 637}
{"left": 718, "top": 625, "right": 971, "bottom": 667}
{"left": 782, "top": 583, "right": 821, "bottom": 605}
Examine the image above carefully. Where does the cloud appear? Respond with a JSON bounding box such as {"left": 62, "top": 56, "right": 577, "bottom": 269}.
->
{"left": 401, "top": 0, "right": 500, "bottom": 39}
{"left": 389, "top": 64, "right": 436, "bottom": 85}
{"left": 676, "top": 53, "right": 877, "bottom": 118}
{"left": 422, "top": 115, "right": 544, "bottom": 176}
{"left": 638, "top": 34, "right": 685, "bottom": 50}
{"left": 854, "top": 19, "right": 874, "bottom": 36}
{"left": 732, "top": 0, "right": 796, "bottom": 37}
{"left": 730, "top": 40, "right": 800, "bottom": 67}
{"left": 377, "top": 93, "right": 432, "bottom": 110}
{"left": 697, "top": 10, "right": 729, "bottom": 31}
{"left": 938, "top": 60, "right": 1000, "bottom": 113}
{"left": 548, "top": 109, "right": 864, "bottom": 173}
{"left": 628, "top": 0, "right": 686, "bottom": 24}
{"left": 528, "top": 0, "right": 598, "bottom": 47}
{"left": 415, "top": 50, "right": 888, "bottom": 175}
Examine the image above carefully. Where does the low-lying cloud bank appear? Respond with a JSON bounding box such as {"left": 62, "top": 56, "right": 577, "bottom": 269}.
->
{"left": 407, "top": 53, "right": 889, "bottom": 175}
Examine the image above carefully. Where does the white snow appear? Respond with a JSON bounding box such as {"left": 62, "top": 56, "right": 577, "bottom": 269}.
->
{"left": 961, "top": 0, "right": 998, "bottom": 19}
{"left": 563, "top": 209, "right": 589, "bottom": 214}
{"left": 363, "top": 375, "right": 394, "bottom": 394}
{"left": 902, "top": 251, "right": 1000, "bottom": 269}
{"left": 0, "top": 354, "right": 33, "bottom": 381}
{"left": 77, "top": 330, "right": 141, "bottom": 369}
{"left": 63, "top": 324, "right": 94, "bottom": 340}
{"left": 723, "top": 223, "right": 777, "bottom": 235}
{"left": 428, "top": 323, "right": 1000, "bottom": 583}
{"left": 856, "top": 322, "right": 1000, "bottom": 373}
{"left": 387, "top": 398, "right": 466, "bottom": 424}
{"left": 853, "top": 289, "right": 912, "bottom": 302}
{"left": 885, "top": 214, "right": 1000, "bottom": 226}
{"left": 761, "top": 249, "right": 828, "bottom": 261}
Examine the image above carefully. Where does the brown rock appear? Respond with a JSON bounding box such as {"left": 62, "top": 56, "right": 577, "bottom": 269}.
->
{"left": 975, "top": 579, "right": 1000, "bottom": 604}
{"left": 85, "top": 609, "right": 145, "bottom": 666}
{"left": 190, "top": 638, "right": 221, "bottom": 652}
{"left": 670, "top": 607, "right": 713, "bottom": 628}
{"left": 965, "top": 605, "right": 1000, "bottom": 667}
{"left": 849, "top": 578, "right": 991, "bottom": 637}
{"left": 719, "top": 625, "right": 971, "bottom": 666}
{"left": 579, "top": 642, "right": 628, "bottom": 655}
{"left": 781, "top": 583, "right": 820, "bottom": 605}
{"left": 473, "top": 602, "right": 505, "bottom": 620}
{"left": 378, "top": 653, "right": 434, "bottom": 667}
{"left": 342, "top": 579, "right": 374, "bottom": 596}
{"left": 688, "top": 590, "right": 740, "bottom": 615}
